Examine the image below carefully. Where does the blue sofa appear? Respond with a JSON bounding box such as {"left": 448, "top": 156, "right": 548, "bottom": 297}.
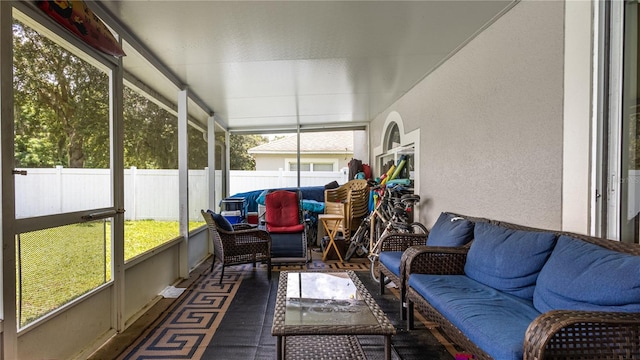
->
{"left": 402, "top": 214, "right": 640, "bottom": 360}
{"left": 378, "top": 212, "right": 486, "bottom": 319}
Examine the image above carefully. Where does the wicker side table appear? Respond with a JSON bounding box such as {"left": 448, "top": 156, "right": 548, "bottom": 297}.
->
{"left": 285, "top": 335, "right": 366, "bottom": 360}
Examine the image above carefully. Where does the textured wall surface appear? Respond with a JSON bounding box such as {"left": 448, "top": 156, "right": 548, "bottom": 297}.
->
{"left": 371, "top": 1, "right": 565, "bottom": 229}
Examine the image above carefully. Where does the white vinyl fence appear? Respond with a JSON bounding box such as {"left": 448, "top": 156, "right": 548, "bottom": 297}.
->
{"left": 15, "top": 166, "right": 347, "bottom": 221}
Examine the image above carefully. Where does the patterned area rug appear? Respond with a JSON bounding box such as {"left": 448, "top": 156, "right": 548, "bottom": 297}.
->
{"left": 118, "top": 258, "right": 457, "bottom": 359}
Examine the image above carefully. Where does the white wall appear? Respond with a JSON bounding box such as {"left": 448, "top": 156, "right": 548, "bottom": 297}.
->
{"left": 371, "top": 0, "right": 566, "bottom": 230}
{"left": 562, "top": 0, "right": 593, "bottom": 234}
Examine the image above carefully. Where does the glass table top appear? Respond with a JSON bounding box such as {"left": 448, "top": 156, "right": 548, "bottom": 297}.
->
{"left": 284, "top": 272, "right": 378, "bottom": 326}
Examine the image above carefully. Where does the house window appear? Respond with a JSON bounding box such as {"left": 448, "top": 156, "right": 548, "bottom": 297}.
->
{"left": 289, "top": 162, "right": 334, "bottom": 171}
{"left": 313, "top": 163, "right": 334, "bottom": 172}
{"left": 289, "top": 162, "right": 311, "bottom": 171}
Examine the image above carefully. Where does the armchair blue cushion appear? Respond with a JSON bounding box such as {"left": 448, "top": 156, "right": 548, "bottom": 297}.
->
{"left": 379, "top": 251, "right": 404, "bottom": 277}
{"left": 534, "top": 235, "right": 640, "bottom": 313}
{"left": 464, "top": 222, "right": 557, "bottom": 300}
{"left": 427, "top": 212, "right": 474, "bottom": 247}
{"left": 207, "top": 210, "right": 233, "bottom": 232}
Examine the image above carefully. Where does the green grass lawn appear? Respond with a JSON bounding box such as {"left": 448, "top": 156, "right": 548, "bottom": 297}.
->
{"left": 17, "top": 219, "right": 205, "bottom": 327}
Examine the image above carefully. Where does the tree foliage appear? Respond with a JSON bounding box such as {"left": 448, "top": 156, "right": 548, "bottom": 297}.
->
{"left": 123, "top": 88, "right": 179, "bottom": 169}
{"left": 14, "top": 20, "right": 108, "bottom": 168}
{"left": 13, "top": 19, "right": 208, "bottom": 170}
{"left": 229, "top": 134, "right": 268, "bottom": 170}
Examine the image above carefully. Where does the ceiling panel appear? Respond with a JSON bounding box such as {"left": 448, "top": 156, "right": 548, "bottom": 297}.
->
{"left": 98, "top": 0, "right": 516, "bottom": 131}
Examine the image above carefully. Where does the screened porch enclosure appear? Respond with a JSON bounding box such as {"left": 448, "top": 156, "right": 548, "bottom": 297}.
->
{"left": 0, "top": 1, "right": 618, "bottom": 359}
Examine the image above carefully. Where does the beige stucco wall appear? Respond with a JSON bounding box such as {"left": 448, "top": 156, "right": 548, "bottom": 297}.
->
{"left": 370, "top": 0, "right": 565, "bottom": 230}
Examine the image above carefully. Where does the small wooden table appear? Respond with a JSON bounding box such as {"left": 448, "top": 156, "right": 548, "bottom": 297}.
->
{"left": 318, "top": 214, "right": 344, "bottom": 262}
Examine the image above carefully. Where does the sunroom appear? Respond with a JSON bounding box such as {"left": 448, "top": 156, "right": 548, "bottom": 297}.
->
{"left": 0, "top": 0, "right": 637, "bottom": 359}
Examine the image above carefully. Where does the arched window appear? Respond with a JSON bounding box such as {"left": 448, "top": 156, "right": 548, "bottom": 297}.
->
{"left": 377, "top": 116, "right": 416, "bottom": 181}
{"left": 385, "top": 122, "right": 401, "bottom": 151}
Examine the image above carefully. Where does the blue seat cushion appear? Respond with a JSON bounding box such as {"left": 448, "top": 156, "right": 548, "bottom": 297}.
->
{"left": 464, "top": 222, "right": 557, "bottom": 300}
{"left": 427, "top": 212, "right": 474, "bottom": 247}
{"left": 409, "top": 274, "right": 541, "bottom": 360}
{"left": 208, "top": 210, "right": 233, "bottom": 232}
{"left": 271, "top": 232, "right": 305, "bottom": 258}
{"left": 379, "top": 251, "right": 404, "bottom": 277}
{"left": 534, "top": 235, "right": 640, "bottom": 313}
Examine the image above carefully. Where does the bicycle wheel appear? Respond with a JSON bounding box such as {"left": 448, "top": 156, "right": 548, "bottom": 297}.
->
{"left": 345, "top": 223, "right": 369, "bottom": 261}
{"left": 410, "top": 222, "right": 428, "bottom": 234}
{"left": 369, "top": 255, "right": 391, "bottom": 285}
{"left": 345, "top": 216, "right": 371, "bottom": 259}
{"left": 373, "top": 215, "right": 386, "bottom": 244}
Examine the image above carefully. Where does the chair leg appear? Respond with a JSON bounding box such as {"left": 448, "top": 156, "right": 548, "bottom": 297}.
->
{"left": 379, "top": 271, "right": 385, "bottom": 295}
{"left": 407, "top": 300, "right": 415, "bottom": 330}
{"left": 267, "top": 259, "right": 272, "bottom": 281}
{"left": 219, "top": 265, "right": 225, "bottom": 284}
{"left": 211, "top": 256, "right": 216, "bottom": 272}
{"left": 400, "top": 289, "right": 407, "bottom": 320}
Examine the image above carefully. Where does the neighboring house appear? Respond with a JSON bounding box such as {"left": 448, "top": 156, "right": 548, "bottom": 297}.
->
{"left": 248, "top": 131, "right": 354, "bottom": 172}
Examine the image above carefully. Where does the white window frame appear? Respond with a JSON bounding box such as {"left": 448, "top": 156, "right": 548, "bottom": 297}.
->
{"left": 372, "top": 111, "right": 420, "bottom": 215}
{"left": 284, "top": 157, "right": 339, "bottom": 172}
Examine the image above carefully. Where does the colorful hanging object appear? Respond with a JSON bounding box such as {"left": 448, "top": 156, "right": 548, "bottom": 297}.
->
{"left": 36, "top": 1, "right": 125, "bottom": 57}
{"left": 379, "top": 165, "right": 396, "bottom": 186}
{"left": 390, "top": 155, "right": 407, "bottom": 180}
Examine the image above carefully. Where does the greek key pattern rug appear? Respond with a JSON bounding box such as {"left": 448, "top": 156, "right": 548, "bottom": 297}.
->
{"left": 119, "top": 260, "right": 370, "bottom": 360}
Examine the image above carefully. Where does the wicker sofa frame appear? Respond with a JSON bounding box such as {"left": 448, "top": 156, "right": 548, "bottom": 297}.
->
{"left": 403, "top": 218, "right": 640, "bottom": 360}
{"left": 378, "top": 213, "right": 489, "bottom": 320}
{"left": 378, "top": 232, "right": 429, "bottom": 318}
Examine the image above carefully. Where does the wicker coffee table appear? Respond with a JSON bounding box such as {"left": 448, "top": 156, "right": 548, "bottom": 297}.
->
{"left": 272, "top": 270, "right": 396, "bottom": 360}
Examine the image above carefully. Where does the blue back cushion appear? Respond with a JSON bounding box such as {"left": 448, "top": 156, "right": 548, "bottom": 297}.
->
{"left": 534, "top": 235, "right": 640, "bottom": 313}
{"left": 464, "top": 222, "right": 557, "bottom": 300}
{"left": 208, "top": 210, "right": 233, "bottom": 232}
{"left": 427, "top": 212, "right": 474, "bottom": 247}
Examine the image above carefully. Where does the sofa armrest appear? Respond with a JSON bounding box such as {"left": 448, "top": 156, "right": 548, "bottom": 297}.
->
{"left": 401, "top": 245, "right": 468, "bottom": 277}
{"left": 380, "top": 232, "right": 429, "bottom": 252}
{"left": 524, "top": 310, "right": 640, "bottom": 360}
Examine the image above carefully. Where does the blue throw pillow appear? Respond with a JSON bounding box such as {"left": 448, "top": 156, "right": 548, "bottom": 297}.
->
{"left": 533, "top": 235, "right": 640, "bottom": 313}
{"left": 207, "top": 210, "right": 233, "bottom": 232}
{"left": 427, "top": 212, "right": 474, "bottom": 247}
{"left": 464, "top": 222, "right": 557, "bottom": 300}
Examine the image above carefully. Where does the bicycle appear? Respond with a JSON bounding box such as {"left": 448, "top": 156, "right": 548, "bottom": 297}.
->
{"left": 345, "top": 184, "right": 427, "bottom": 283}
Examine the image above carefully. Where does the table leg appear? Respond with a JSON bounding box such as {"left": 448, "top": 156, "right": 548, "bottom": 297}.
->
{"left": 321, "top": 219, "right": 343, "bottom": 262}
{"left": 321, "top": 219, "right": 333, "bottom": 260}
{"left": 277, "top": 336, "right": 283, "bottom": 360}
{"left": 385, "top": 335, "right": 391, "bottom": 360}
{"left": 329, "top": 226, "right": 344, "bottom": 262}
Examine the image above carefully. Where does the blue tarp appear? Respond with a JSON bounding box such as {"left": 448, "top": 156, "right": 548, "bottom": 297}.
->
{"left": 224, "top": 186, "right": 326, "bottom": 214}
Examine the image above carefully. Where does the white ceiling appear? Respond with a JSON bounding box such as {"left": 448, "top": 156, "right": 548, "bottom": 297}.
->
{"left": 95, "top": 1, "right": 516, "bottom": 132}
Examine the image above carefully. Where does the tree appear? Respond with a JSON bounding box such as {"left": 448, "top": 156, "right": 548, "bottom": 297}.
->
{"left": 229, "top": 134, "right": 268, "bottom": 170}
{"left": 188, "top": 125, "right": 208, "bottom": 169}
{"left": 13, "top": 19, "right": 216, "bottom": 171}
{"left": 123, "top": 88, "right": 179, "bottom": 169}
{"left": 13, "top": 20, "right": 109, "bottom": 168}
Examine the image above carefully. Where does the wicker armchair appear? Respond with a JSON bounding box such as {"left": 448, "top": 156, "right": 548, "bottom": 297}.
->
{"left": 377, "top": 232, "right": 429, "bottom": 317}
{"left": 201, "top": 210, "right": 272, "bottom": 283}
{"left": 379, "top": 212, "right": 487, "bottom": 320}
